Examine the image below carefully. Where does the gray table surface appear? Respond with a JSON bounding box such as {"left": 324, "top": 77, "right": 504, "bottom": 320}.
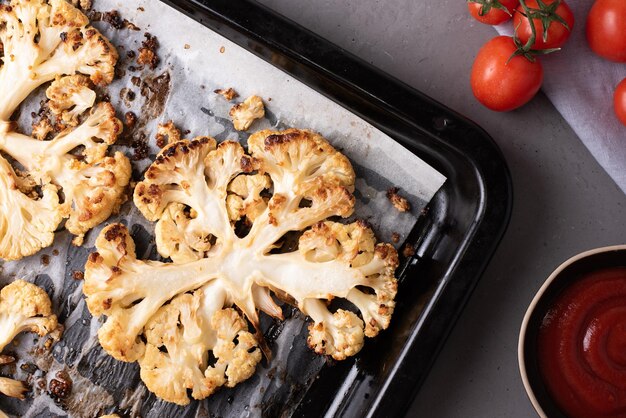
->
{"left": 255, "top": 0, "right": 626, "bottom": 417}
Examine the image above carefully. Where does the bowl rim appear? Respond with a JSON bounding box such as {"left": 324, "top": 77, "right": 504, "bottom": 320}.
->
{"left": 518, "top": 244, "right": 626, "bottom": 417}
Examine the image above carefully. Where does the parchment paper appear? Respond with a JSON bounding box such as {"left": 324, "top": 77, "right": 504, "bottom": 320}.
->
{"left": 0, "top": 1, "right": 446, "bottom": 417}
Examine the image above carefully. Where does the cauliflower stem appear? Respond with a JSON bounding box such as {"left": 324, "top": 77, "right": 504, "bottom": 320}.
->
{"left": 85, "top": 129, "right": 399, "bottom": 404}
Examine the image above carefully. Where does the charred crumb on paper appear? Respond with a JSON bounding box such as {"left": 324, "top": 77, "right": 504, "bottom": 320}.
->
{"left": 114, "top": 66, "right": 126, "bottom": 79}
{"left": 70, "top": 0, "right": 92, "bottom": 10}
{"left": 72, "top": 271, "right": 84, "bottom": 281}
{"left": 140, "top": 72, "right": 171, "bottom": 120}
{"left": 402, "top": 243, "right": 415, "bottom": 258}
{"left": 124, "top": 111, "right": 137, "bottom": 130}
{"left": 102, "top": 10, "right": 123, "bottom": 30}
{"left": 219, "top": 46, "right": 225, "bottom": 53}
{"left": 20, "top": 362, "right": 38, "bottom": 374}
{"left": 48, "top": 370, "right": 72, "bottom": 399}
{"left": 137, "top": 33, "right": 159, "bottom": 69}
{"left": 130, "top": 76, "right": 141, "bottom": 87}
{"left": 0, "top": 354, "right": 15, "bottom": 365}
{"left": 52, "top": 249, "right": 59, "bottom": 256}
{"left": 386, "top": 187, "right": 411, "bottom": 212}
{"left": 126, "top": 50, "right": 136, "bottom": 59}
{"left": 119, "top": 88, "right": 136, "bottom": 107}
{"left": 131, "top": 138, "right": 149, "bottom": 161}
{"left": 215, "top": 87, "right": 238, "bottom": 100}
{"left": 88, "top": 9, "right": 140, "bottom": 31}
{"left": 184, "top": 43, "right": 191, "bottom": 50}
{"left": 391, "top": 232, "right": 400, "bottom": 244}
{"left": 123, "top": 19, "right": 140, "bottom": 31}
{"left": 40, "top": 254, "right": 50, "bottom": 266}
{"left": 137, "top": 6, "right": 145, "bottom": 11}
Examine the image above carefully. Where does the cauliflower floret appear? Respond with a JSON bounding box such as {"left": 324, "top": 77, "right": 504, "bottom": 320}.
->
{"left": 226, "top": 174, "right": 271, "bottom": 222}
{"left": 229, "top": 95, "right": 264, "bottom": 131}
{"left": 205, "top": 308, "right": 260, "bottom": 388}
{"left": 306, "top": 305, "right": 364, "bottom": 360}
{"left": 84, "top": 128, "right": 399, "bottom": 404}
{"left": 0, "top": 376, "right": 27, "bottom": 399}
{"left": 299, "top": 221, "right": 398, "bottom": 338}
{"left": 0, "top": 280, "right": 58, "bottom": 351}
{"left": 64, "top": 152, "right": 131, "bottom": 245}
{"left": 0, "top": 102, "right": 130, "bottom": 254}
{"left": 0, "top": 0, "right": 118, "bottom": 120}
{"left": 0, "top": 156, "right": 62, "bottom": 261}
{"left": 0, "top": 0, "right": 124, "bottom": 259}
{"left": 140, "top": 285, "right": 260, "bottom": 405}
{"left": 46, "top": 74, "right": 96, "bottom": 126}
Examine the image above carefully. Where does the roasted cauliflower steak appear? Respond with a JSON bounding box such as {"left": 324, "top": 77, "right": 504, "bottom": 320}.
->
{"left": 84, "top": 128, "right": 399, "bottom": 404}
{"left": 0, "top": 0, "right": 130, "bottom": 258}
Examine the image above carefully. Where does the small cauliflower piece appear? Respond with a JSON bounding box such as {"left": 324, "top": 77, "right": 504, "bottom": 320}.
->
{"left": 229, "top": 95, "right": 264, "bottom": 131}
{"left": 84, "top": 128, "right": 398, "bottom": 404}
{"left": 214, "top": 87, "right": 238, "bottom": 101}
{"left": 0, "top": 280, "right": 59, "bottom": 351}
{"left": 155, "top": 120, "right": 181, "bottom": 148}
{"left": 386, "top": 187, "right": 411, "bottom": 212}
{"left": 46, "top": 75, "right": 96, "bottom": 126}
{"left": 0, "top": 377, "right": 27, "bottom": 399}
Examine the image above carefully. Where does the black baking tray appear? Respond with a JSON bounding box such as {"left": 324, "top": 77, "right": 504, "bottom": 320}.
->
{"left": 156, "top": 0, "right": 513, "bottom": 417}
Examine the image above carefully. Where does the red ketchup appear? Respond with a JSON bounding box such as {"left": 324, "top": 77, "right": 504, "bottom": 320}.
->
{"left": 538, "top": 267, "right": 626, "bottom": 418}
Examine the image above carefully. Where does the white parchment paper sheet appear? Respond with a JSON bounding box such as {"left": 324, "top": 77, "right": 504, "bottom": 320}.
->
{"left": 0, "top": 1, "right": 446, "bottom": 417}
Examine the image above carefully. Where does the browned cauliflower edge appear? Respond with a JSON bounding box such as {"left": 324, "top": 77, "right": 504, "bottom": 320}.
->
{"left": 83, "top": 128, "right": 399, "bottom": 404}
{"left": 0, "top": 0, "right": 129, "bottom": 258}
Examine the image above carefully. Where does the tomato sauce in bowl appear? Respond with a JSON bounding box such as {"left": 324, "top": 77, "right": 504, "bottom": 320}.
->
{"left": 519, "top": 246, "right": 626, "bottom": 418}
{"left": 538, "top": 267, "right": 626, "bottom": 418}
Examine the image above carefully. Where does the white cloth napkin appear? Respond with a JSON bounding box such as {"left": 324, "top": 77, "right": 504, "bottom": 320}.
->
{"left": 495, "top": 0, "right": 626, "bottom": 194}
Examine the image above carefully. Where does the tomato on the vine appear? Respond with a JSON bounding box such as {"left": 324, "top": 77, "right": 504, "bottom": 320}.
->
{"left": 468, "top": 0, "right": 520, "bottom": 25}
{"left": 513, "top": 0, "right": 574, "bottom": 49}
{"left": 470, "top": 36, "right": 543, "bottom": 112}
{"left": 586, "top": 0, "right": 626, "bottom": 62}
{"left": 615, "top": 79, "right": 626, "bottom": 126}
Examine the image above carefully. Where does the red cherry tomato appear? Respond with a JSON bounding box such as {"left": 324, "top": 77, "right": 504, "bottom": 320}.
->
{"left": 470, "top": 36, "right": 544, "bottom": 112}
{"left": 615, "top": 78, "right": 626, "bottom": 126}
{"left": 468, "top": 0, "right": 520, "bottom": 25}
{"left": 586, "top": 0, "right": 626, "bottom": 62}
{"left": 513, "top": 0, "right": 575, "bottom": 49}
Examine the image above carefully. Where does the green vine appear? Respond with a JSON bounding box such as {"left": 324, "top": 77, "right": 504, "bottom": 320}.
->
{"left": 467, "top": 0, "right": 512, "bottom": 17}
{"left": 509, "top": 0, "right": 563, "bottom": 62}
